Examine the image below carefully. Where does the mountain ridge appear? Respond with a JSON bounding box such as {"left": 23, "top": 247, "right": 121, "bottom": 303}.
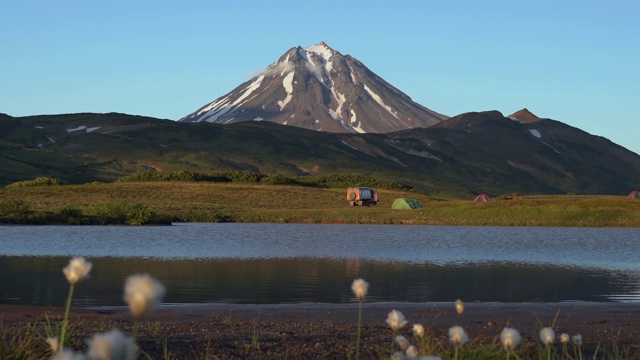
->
{"left": 2, "top": 111, "right": 639, "bottom": 198}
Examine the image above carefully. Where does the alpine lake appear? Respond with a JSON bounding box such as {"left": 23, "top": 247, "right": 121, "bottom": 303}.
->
{"left": 1, "top": 223, "right": 639, "bottom": 307}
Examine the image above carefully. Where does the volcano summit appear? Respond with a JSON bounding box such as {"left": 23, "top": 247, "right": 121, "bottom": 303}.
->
{"left": 180, "top": 42, "right": 447, "bottom": 133}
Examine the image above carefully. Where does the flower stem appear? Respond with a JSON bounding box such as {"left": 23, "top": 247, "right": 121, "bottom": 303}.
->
{"left": 130, "top": 319, "right": 140, "bottom": 360}
{"left": 355, "top": 300, "right": 363, "bottom": 360}
{"left": 60, "top": 283, "right": 75, "bottom": 350}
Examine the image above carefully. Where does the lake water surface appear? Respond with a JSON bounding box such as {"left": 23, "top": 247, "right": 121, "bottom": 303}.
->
{"left": 1, "top": 224, "right": 639, "bottom": 306}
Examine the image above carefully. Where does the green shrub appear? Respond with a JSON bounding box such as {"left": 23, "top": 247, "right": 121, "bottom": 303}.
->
{"left": 293, "top": 173, "right": 414, "bottom": 191}
{"left": 91, "top": 201, "right": 152, "bottom": 225}
{"left": 117, "top": 170, "right": 210, "bottom": 182}
{"left": 4, "top": 177, "right": 62, "bottom": 188}
{"left": 260, "top": 173, "right": 299, "bottom": 185}
{"left": 0, "top": 199, "right": 31, "bottom": 217}
{"left": 213, "top": 171, "right": 264, "bottom": 183}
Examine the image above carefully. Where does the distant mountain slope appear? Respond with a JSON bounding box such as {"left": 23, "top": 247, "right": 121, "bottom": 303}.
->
{"left": 180, "top": 42, "right": 447, "bottom": 133}
{"left": 1, "top": 111, "right": 639, "bottom": 197}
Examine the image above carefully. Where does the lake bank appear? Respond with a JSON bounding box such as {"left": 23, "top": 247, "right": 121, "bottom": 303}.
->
{"left": 2, "top": 302, "right": 639, "bottom": 359}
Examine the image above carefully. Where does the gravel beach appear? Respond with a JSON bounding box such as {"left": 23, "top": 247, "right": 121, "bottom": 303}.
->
{"left": 2, "top": 302, "right": 639, "bottom": 359}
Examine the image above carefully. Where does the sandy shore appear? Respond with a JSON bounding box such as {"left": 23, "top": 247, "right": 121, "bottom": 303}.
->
{"left": 1, "top": 302, "right": 639, "bottom": 359}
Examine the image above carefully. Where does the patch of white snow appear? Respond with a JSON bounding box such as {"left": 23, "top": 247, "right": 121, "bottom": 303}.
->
{"left": 350, "top": 110, "right": 366, "bottom": 134}
{"left": 35, "top": 126, "right": 44, "bottom": 129}
{"left": 509, "top": 117, "right": 522, "bottom": 124}
{"left": 348, "top": 64, "right": 357, "bottom": 83}
{"left": 254, "top": 117, "right": 264, "bottom": 121}
{"left": 341, "top": 140, "right": 358, "bottom": 151}
{"left": 196, "top": 96, "right": 231, "bottom": 117}
{"left": 66, "top": 126, "right": 87, "bottom": 133}
{"left": 542, "top": 141, "right": 561, "bottom": 154}
{"left": 202, "top": 75, "right": 265, "bottom": 123}
{"left": 277, "top": 71, "right": 295, "bottom": 110}
{"left": 46, "top": 136, "right": 56, "bottom": 143}
{"left": 305, "top": 44, "right": 333, "bottom": 61}
{"left": 85, "top": 127, "right": 100, "bottom": 133}
{"left": 529, "top": 129, "right": 542, "bottom": 138}
{"left": 363, "top": 85, "right": 400, "bottom": 120}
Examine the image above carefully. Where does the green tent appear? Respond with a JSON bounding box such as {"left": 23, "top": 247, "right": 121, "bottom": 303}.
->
{"left": 391, "top": 198, "right": 422, "bottom": 209}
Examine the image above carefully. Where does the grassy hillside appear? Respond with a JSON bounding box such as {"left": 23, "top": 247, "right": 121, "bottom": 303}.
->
{"left": 1, "top": 182, "right": 639, "bottom": 227}
{"left": 2, "top": 112, "right": 640, "bottom": 198}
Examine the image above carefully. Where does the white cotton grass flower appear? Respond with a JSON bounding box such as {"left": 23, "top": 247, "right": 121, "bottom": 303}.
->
{"left": 572, "top": 334, "right": 582, "bottom": 346}
{"left": 123, "top": 273, "right": 166, "bottom": 318}
{"left": 539, "top": 327, "right": 556, "bottom": 345}
{"left": 390, "top": 351, "right": 406, "bottom": 360}
{"left": 63, "top": 257, "right": 92, "bottom": 285}
{"left": 405, "top": 345, "right": 418, "bottom": 358}
{"left": 386, "top": 309, "right": 408, "bottom": 331}
{"left": 448, "top": 325, "right": 469, "bottom": 346}
{"left": 560, "top": 333, "right": 570, "bottom": 344}
{"left": 351, "top": 278, "right": 369, "bottom": 301}
{"left": 500, "top": 327, "right": 521, "bottom": 351}
{"left": 412, "top": 323, "right": 425, "bottom": 338}
{"left": 395, "top": 335, "right": 410, "bottom": 350}
{"left": 46, "top": 336, "right": 59, "bottom": 353}
{"left": 86, "top": 329, "right": 138, "bottom": 360}
{"left": 454, "top": 299, "right": 464, "bottom": 315}
{"left": 50, "top": 349, "right": 88, "bottom": 360}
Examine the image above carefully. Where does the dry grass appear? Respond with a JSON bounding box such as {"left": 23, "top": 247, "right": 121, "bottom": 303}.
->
{"left": 1, "top": 182, "right": 640, "bottom": 226}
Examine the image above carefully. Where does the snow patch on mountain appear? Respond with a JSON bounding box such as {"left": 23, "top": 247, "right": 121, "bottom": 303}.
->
{"left": 350, "top": 110, "right": 365, "bottom": 134}
{"left": 341, "top": 140, "right": 358, "bottom": 151}
{"left": 277, "top": 71, "right": 295, "bottom": 110}
{"left": 200, "top": 75, "right": 265, "bottom": 123}
{"left": 305, "top": 43, "right": 333, "bottom": 61}
{"left": 529, "top": 129, "right": 542, "bottom": 138}
{"left": 67, "top": 126, "right": 99, "bottom": 133}
{"left": 67, "top": 126, "right": 87, "bottom": 133}
{"left": 542, "top": 141, "right": 560, "bottom": 154}
{"left": 364, "top": 85, "right": 400, "bottom": 120}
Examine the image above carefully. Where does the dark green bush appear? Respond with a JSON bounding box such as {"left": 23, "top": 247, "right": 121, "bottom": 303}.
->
{"left": 0, "top": 200, "right": 31, "bottom": 217}
{"left": 91, "top": 201, "right": 152, "bottom": 225}
{"left": 213, "top": 171, "right": 264, "bottom": 183}
{"left": 4, "top": 177, "right": 62, "bottom": 188}
{"left": 293, "top": 173, "right": 414, "bottom": 191}
{"left": 117, "top": 170, "right": 209, "bottom": 182}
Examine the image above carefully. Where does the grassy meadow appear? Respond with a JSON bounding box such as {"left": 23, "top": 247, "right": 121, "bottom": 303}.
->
{"left": 1, "top": 181, "right": 639, "bottom": 227}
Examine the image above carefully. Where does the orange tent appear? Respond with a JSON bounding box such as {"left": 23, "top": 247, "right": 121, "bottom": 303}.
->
{"left": 473, "top": 194, "right": 491, "bottom": 202}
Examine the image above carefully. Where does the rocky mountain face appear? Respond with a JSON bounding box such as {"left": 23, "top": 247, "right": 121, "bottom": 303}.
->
{"left": 180, "top": 42, "right": 447, "bottom": 133}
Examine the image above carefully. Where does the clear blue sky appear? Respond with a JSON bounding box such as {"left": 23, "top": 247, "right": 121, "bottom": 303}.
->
{"left": 2, "top": 0, "right": 639, "bottom": 154}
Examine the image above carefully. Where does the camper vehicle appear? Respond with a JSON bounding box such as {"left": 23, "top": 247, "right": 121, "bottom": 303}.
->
{"left": 346, "top": 187, "right": 378, "bottom": 206}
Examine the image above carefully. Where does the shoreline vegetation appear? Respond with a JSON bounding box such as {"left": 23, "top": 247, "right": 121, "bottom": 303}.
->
{"left": 0, "top": 172, "right": 639, "bottom": 227}
{"left": 2, "top": 300, "right": 640, "bottom": 359}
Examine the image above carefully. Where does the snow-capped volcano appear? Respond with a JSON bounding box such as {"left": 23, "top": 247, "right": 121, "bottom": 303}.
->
{"left": 180, "top": 42, "right": 447, "bottom": 133}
